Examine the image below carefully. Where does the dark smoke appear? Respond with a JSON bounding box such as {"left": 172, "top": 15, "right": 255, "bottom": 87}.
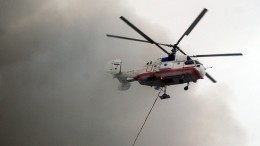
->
{"left": 0, "top": 0, "right": 245, "bottom": 146}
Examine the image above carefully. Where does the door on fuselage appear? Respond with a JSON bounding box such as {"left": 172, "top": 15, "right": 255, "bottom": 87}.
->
{"left": 146, "top": 65, "right": 153, "bottom": 72}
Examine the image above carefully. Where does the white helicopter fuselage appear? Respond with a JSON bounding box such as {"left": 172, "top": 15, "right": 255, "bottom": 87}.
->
{"left": 106, "top": 55, "right": 206, "bottom": 90}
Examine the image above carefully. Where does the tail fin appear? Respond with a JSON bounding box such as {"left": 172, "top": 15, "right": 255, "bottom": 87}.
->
{"left": 105, "top": 59, "right": 131, "bottom": 90}
{"left": 105, "top": 59, "right": 122, "bottom": 74}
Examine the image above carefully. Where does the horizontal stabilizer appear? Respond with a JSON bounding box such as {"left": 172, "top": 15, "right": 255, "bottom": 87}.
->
{"left": 118, "top": 82, "right": 131, "bottom": 90}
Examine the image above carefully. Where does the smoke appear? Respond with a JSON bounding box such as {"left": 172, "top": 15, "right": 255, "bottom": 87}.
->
{"left": 0, "top": 0, "right": 245, "bottom": 146}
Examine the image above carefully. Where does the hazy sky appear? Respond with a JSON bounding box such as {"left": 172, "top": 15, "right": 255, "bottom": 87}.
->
{"left": 124, "top": 0, "right": 260, "bottom": 145}
{"left": 0, "top": 0, "right": 259, "bottom": 146}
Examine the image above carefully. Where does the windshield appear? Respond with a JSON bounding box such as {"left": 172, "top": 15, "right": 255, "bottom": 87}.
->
{"left": 194, "top": 60, "right": 202, "bottom": 64}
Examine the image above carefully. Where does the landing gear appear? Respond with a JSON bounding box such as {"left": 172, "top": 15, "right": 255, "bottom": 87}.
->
{"left": 179, "top": 75, "right": 184, "bottom": 84}
{"left": 184, "top": 82, "right": 189, "bottom": 91}
{"left": 159, "top": 86, "right": 170, "bottom": 99}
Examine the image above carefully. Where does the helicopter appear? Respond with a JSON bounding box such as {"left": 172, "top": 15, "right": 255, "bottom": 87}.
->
{"left": 105, "top": 8, "right": 242, "bottom": 99}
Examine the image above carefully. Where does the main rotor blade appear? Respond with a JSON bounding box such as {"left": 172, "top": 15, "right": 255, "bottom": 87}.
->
{"left": 177, "top": 48, "right": 187, "bottom": 55}
{"left": 176, "top": 8, "right": 208, "bottom": 46}
{"left": 205, "top": 72, "right": 217, "bottom": 83}
{"left": 107, "top": 34, "right": 150, "bottom": 43}
{"left": 120, "top": 16, "right": 170, "bottom": 55}
{"left": 107, "top": 34, "right": 187, "bottom": 55}
{"left": 191, "top": 53, "right": 243, "bottom": 57}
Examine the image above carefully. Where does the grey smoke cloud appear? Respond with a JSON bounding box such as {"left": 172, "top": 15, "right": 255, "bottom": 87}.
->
{"left": 0, "top": 0, "right": 245, "bottom": 146}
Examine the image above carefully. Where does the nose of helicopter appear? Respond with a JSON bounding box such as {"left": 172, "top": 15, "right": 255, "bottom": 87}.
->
{"left": 195, "top": 63, "right": 206, "bottom": 79}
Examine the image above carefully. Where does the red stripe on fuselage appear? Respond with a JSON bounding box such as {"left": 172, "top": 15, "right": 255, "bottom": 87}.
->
{"left": 134, "top": 67, "right": 202, "bottom": 80}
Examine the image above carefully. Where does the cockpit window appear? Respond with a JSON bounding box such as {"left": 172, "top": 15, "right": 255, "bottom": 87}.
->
{"left": 185, "top": 60, "right": 194, "bottom": 65}
{"left": 194, "top": 60, "right": 201, "bottom": 64}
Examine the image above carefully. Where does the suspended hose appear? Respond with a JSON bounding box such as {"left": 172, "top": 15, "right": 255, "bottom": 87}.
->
{"left": 132, "top": 89, "right": 162, "bottom": 146}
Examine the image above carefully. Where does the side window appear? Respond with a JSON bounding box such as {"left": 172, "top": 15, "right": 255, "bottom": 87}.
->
{"left": 147, "top": 61, "right": 153, "bottom": 65}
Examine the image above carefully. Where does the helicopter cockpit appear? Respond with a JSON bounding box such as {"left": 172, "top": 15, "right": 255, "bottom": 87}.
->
{"left": 184, "top": 60, "right": 202, "bottom": 65}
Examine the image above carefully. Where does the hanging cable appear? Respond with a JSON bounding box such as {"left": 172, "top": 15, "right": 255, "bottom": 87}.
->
{"left": 132, "top": 88, "right": 162, "bottom": 146}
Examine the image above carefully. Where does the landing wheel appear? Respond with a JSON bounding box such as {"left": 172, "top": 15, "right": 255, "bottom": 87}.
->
{"left": 184, "top": 82, "right": 189, "bottom": 91}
